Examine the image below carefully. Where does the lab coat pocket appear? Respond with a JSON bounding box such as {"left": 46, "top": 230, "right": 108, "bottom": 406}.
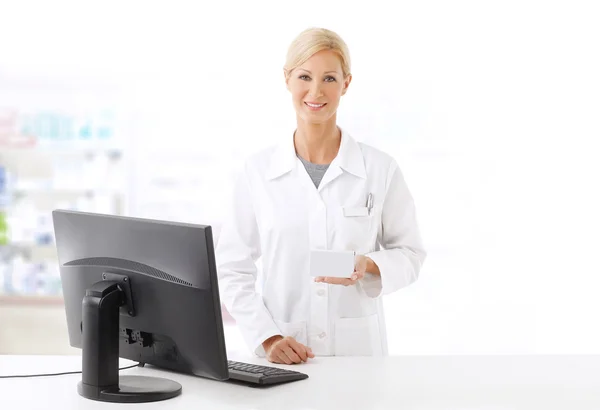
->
{"left": 334, "top": 314, "right": 383, "bottom": 356}
{"left": 337, "top": 206, "right": 375, "bottom": 252}
{"left": 343, "top": 206, "right": 369, "bottom": 217}
{"left": 273, "top": 319, "right": 308, "bottom": 345}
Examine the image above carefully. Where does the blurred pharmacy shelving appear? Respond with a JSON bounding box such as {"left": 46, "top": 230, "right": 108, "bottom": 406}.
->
{"left": 0, "top": 74, "right": 236, "bottom": 336}
{"left": 0, "top": 78, "right": 129, "bottom": 307}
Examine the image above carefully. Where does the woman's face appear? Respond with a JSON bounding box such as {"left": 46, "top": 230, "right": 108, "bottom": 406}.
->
{"left": 286, "top": 50, "right": 351, "bottom": 125}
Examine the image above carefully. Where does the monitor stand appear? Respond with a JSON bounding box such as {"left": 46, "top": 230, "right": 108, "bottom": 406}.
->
{"left": 78, "top": 277, "right": 182, "bottom": 403}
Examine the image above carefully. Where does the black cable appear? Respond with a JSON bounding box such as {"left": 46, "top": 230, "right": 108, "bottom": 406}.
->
{"left": 0, "top": 362, "right": 143, "bottom": 379}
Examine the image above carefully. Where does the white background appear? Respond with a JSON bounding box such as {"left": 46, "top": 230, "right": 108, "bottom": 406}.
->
{"left": 1, "top": 0, "right": 599, "bottom": 354}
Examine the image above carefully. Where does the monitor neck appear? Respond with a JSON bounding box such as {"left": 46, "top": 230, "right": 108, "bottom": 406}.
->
{"left": 77, "top": 276, "right": 181, "bottom": 403}
{"left": 81, "top": 280, "right": 123, "bottom": 390}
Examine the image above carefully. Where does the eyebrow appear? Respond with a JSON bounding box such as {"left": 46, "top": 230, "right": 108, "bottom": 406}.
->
{"left": 298, "top": 69, "right": 340, "bottom": 75}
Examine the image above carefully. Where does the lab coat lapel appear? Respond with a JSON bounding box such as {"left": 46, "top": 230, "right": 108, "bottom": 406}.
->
{"left": 266, "top": 137, "right": 296, "bottom": 181}
{"left": 318, "top": 128, "right": 367, "bottom": 191}
{"left": 317, "top": 163, "right": 343, "bottom": 192}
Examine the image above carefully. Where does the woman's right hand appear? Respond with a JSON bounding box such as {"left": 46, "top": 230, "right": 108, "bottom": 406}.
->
{"left": 262, "top": 335, "right": 315, "bottom": 364}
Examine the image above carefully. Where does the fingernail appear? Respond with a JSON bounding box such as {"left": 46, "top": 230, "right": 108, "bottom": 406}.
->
{"left": 352, "top": 275, "right": 357, "bottom": 280}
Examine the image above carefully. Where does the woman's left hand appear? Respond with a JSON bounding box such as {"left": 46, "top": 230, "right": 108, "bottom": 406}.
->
{"left": 314, "top": 254, "right": 369, "bottom": 286}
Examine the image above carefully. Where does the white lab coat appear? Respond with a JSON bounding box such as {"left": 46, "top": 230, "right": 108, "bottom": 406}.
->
{"left": 216, "top": 128, "right": 426, "bottom": 357}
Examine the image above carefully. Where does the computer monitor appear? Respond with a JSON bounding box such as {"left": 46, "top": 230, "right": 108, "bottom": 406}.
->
{"left": 52, "top": 209, "right": 229, "bottom": 403}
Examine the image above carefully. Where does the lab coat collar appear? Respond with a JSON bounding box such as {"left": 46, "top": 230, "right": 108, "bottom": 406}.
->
{"left": 266, "top": 127, "right": 366, "bottom": 180}
{"left": 335, "top": 128, "right": 367, "bottom": 179}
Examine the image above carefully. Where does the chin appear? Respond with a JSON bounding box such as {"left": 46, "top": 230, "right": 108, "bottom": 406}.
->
{"left": 299, "top": 111, "right": 332, "bottom": 125}
{"left": 303, "top": 116, "right": 328, "bottom": 125}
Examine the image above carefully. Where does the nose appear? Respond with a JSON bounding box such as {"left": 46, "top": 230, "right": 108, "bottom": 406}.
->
{"left": 308, "top": 81, "right": 323, "bottom": 98}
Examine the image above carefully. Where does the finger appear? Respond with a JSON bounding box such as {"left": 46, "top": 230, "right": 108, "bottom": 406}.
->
{"left": 267, "top": 350, "right": 281, "bottom": 364}
{"left": 276, "top": 350, "right": 292, "bottom": 365}
{"left": 288, "top": 340, "right": 307, "bottom": 362}
{"left": 322, "top": 277, "right": 354, "bottom": 286}
{"left": 314, "top": 276, "right": 324, "bottom": 282}
{"left": 306, "top": 346, "right": 315, "bottom": 358}
{"left": 351, "top": 271, "right": 365, "bottom": 280}
{"left": 289, "top": 339, "right": 308, "bottom": 362}
{"left": 282, "top": 345, "right": 302, "bottom": 364}
{"left": 351, "top": 268, "right": 364, "bottom": 280}
{"left": 321, "top": 277, "right": 345, "bottom": 285}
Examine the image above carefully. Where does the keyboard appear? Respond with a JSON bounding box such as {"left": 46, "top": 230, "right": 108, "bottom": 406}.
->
{"left": 227, "top": 360, "right": 309, "bottom": 386}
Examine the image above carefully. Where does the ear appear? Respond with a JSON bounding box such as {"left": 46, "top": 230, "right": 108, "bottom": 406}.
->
{"left": 341, "top": 74, "right": 352, "bottom": 96}
{"left": 283, "top": 68, "right": 291, "bottom": 91}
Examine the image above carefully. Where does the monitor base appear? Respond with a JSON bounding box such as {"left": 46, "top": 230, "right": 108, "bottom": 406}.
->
{"left": 78, "top": 376, "right": 182, "bottom": 403}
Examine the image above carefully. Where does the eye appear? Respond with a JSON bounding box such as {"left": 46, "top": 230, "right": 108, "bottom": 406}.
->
{"left": 325, "top": 76, "right": 337, "bottom": 82}
{"left": 299, "top": 75, "right": 311, "bottom": 81}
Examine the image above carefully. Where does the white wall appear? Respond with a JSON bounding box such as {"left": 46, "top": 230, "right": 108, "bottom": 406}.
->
{"left": 1, "top": 0, "right": 599, "bottom": 354}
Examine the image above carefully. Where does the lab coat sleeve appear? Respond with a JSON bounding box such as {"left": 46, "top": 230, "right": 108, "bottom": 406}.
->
{"left": 216, "top": 166, "right": 282, "bottom": 356}
{"left": 362, "top": 160, "right": 427, "bottom": 298}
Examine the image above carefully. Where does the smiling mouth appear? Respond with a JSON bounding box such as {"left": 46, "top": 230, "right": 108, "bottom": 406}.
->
{"left": 304, "top": 102, "right": 326, "bottom": 109}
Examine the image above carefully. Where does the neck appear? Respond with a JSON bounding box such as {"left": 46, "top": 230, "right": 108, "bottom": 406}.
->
{"left": 294, "top": 116, "right": 341, "bottom": 164}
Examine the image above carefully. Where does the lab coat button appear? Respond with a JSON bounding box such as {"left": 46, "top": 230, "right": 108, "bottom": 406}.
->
{"left": 319, "top": 332, "right": 326, "bottom": 339}
{"left": 317, "top": 289, "right": 325, "bottom": 297}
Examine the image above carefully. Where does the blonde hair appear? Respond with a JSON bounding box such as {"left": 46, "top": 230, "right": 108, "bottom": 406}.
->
{"left": 284, "top": 27, "right": 351, "bottom": 79}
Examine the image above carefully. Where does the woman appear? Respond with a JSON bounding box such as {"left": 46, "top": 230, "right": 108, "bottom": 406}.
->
{"left": 216, "top": 27, "right": 426, "bottom": 364}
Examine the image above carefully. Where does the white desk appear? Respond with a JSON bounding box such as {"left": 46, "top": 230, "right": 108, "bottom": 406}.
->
{"left": 2, "top": 354, "right": 600, "bottom": 409}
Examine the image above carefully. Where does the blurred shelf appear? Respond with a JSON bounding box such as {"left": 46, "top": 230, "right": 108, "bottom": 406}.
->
{"left": 14, "top": 187, "right": 124, "bottom": 193}
{"left": 11, "top": 188, "right": 125, "bottom": 197}
{"left": 19, "top": 244, "right": 58, "bottom": 260}
{"left": 0, "top": 147, "right": 123, "bottom": 156}
{"left": 14, "top": 188, "right": 94, "bottom": 196}
{"left": 1, "top": 244, "right": 59, "bottom": 265}
{"left": 8, "top": 189, "right": 125, "bottom": 209}
{"left": 6, "top": 242, "right": 54, "bottom": 248}
{"left": 0, "top": 294, "right": 63, "bottom": 306}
